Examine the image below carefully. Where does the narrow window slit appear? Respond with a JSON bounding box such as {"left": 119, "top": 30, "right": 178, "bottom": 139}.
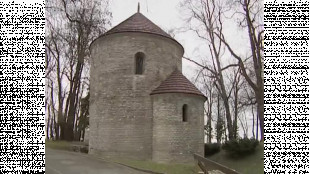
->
{"left": 182, "top": 104, "right": 188, "bottom": 122}
{"left": 135, "top": 52, "right": 145, "bottom": 74}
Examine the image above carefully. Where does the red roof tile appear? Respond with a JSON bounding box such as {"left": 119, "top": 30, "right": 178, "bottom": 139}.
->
{"left": 150, "top": 69, "right": 206, "bottom": 99}
{"left": 103, "top": 12, "right": 177, "bottom": 42}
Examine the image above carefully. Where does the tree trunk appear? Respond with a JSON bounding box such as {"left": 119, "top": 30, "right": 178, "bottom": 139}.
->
{"left": 73, "top": 70, "right": 84, "bottom": 141}
{"left": 46, "top": 104, "right": 51, "bottom": 140}
{"left": 256, "top": 108, "right": 259, "bottom": 140}
{"left": 216, "top": 95, "right": 221, "bottom": 144}
{"left": 65, "top": 60, "right": 83, "bottom": 141}
{"left": 221, "top": 93, "right": 234, "bottom": 140}
{"left": 224, "top": 120, "right": 227, "bottom": 142}
{"left": 59, "top": 123, "right": 65, "bottom": 140}
{"left": 233, "top": 83, "right": 239, "bottom": 139}
{"left": 244, "top": 0, "right": 264, "bottom": 141}
{"left": 252, "top": 105, "right": 255, "bottom": 139}
{"left": 207, "top": 88, "right": 213, "bottom": 143}
{"left": 207, "top": 114, "right": 212, "bottom": 143}
{"left": 49, "top": 110, "right": 54, "bottom": 140}
{"left": 212, "top": 34, "right": 234, "bottom": 141}
{"left": 257, "top": 93, "right": 264, "bottom": 141}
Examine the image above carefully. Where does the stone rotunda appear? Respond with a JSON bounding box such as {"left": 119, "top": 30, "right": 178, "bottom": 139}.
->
{"left": 89, "top": 7, "right": 206, "bottom": 164}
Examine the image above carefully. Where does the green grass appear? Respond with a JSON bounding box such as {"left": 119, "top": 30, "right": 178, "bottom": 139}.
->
{"left": 111, "top": 159, "right": 200, "bottom": 174}
{"left": 208, "top": 142, "right": 264, "bottom": 174}
{"left": 45, "top": 140, "right": 72, "bottom": 151}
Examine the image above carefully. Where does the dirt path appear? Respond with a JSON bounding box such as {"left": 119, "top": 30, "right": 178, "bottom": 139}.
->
{"left": 46, "top": 148, "right": 148, "bottom": 174}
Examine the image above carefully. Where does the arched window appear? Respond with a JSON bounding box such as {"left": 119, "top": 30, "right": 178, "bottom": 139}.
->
{"left": 182, "top": 104, "right": 188, "bottom": 122}
{"left": 135, "top": 52, "right": 145, "bottom": 74}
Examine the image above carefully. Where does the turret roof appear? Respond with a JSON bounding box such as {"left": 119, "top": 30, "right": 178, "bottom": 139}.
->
{"left": 102, "top": 12, "right": 177, "bottom": 42}
{"left": 150, "top": 69, "right": 206, "bottom": 99}
{"left": 101, "top": 12, "right": 181, "bottom": 45}
{"left": 91, "top": 10, "right": 184, "bottom": 52}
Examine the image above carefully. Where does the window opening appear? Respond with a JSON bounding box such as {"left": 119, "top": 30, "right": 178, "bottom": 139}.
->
{"left": 135, "top": 52, "right": 145, "bottom": 74}
{"left": 182, "top": 104, "right": 188, "bottom": 122}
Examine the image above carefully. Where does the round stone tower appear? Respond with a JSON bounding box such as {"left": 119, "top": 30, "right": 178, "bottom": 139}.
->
{"left": 150, "top": 70, "right": 206, "bottom": 163}
{"left": 89, "top": 11, "right": 184, "bottom": 160}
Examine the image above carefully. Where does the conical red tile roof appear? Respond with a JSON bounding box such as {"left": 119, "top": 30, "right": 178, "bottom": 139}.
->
{"left": 91, "top": 12, "right": 184, "bottom": 52}
{"left": 105, "top": 12, "right": 170, "bottom": 37}
{"left": 102, "top": 12, "right": 182, "bottom": 44}
{"left": 150, "top": 69, "right": 206, "bottom": 99}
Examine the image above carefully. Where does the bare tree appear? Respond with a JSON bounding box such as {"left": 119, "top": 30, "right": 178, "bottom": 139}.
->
{"left": 214, "top": 0, "right": 264, "bottom": 140}
{"left": 227, "top": 68, "right": 241, "bottom": 139}
{"left": 45, "top": 0, "right": 111, "bottom": 141}
{"left": 181, "top": 0, "right": 263, "bottom": 140}
{"left": 182, "top": 0, "right": 239, "bottom": 140}
{"left": 215, "top": 94, "right": 225, "bottom": 144}
{"left": 46, "top": 31, "right": 66, "bottom": 140}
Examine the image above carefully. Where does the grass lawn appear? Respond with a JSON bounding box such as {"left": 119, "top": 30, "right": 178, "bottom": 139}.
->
{"left": 45, "top": 140, "right": 72, "bottom": 151}
{"left": 207, "top": 143, "right": 264, "bottom": 174}
{"left": 111, "top": 158, "right": 200, "bottom": 174}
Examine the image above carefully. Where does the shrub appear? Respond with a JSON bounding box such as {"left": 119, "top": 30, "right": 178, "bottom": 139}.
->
{"left": 80, "top": 146, "right": 89, "bottom": 153}
{"left": 204, "top": 143, "right": 221, "bottom": 157}
{"left": 46, "top": 140, "right": 72, "bottom": 151}
{"left": 222, "top": 137, "right": 259, "bottom": 158}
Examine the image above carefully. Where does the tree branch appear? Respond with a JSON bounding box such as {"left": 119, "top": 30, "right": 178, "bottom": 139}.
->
{"left": 182, "top": 56, "right": 217, "bottom": 75}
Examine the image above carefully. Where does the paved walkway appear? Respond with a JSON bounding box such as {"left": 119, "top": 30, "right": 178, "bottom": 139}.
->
{"left": 46, "top": 148, "right": 148, "bottom": 174}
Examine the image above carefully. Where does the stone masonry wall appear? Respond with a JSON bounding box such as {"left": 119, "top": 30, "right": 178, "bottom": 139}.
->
{"left": 152, "top": 93, "right": 205, "bottom": 164}
{"left": 89, "top": 32, "right": 183, "bottom": 160}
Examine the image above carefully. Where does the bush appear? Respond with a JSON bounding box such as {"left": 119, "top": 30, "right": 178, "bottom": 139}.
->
{"left": 46, "top": 140, "right": 72, "bottom": 151}
{"left": 222, "top": 138, "right": 259, "bottom": 158}
{"left": 204, "top": 143, "right": 221, "bottom": 157}
{"left": 80, "top": 146, "right": 89, "bottom": 153}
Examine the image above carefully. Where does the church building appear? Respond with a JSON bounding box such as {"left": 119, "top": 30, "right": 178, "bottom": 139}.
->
{"left": 89, "top": 6, "right": 206, "bottom": 164}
